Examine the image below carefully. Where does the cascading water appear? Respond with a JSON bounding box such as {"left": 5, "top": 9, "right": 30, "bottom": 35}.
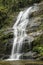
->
{"left": 10, "top": 5, "right": 38, "bottom": 60}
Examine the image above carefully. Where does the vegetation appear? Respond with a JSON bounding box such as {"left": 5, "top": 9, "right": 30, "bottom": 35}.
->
{"left": 0, "top": 0, "right": 43, "bottom": 60}
{"left": 0, "top": 0, "right": 43, "bottom": 29}
{"left": 32, "top": 34, "right": 43, "bottom": 56}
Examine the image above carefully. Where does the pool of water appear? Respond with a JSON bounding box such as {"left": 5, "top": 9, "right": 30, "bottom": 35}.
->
{"left": 0, "top": 60, "right": 43, "bottom": 65}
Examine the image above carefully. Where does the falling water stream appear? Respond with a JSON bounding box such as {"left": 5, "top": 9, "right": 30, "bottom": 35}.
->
{"left": 10, "top": 5, "right": 38, "bottom": 60}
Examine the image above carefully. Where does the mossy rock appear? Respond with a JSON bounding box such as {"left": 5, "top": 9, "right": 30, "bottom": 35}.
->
{"left": 32, "top": 34, "right": 43, "bottom": 57}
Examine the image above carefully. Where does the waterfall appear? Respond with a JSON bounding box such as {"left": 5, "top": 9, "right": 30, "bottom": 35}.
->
{"left": 10, "top": 5, "right": 38, "bottom": 60}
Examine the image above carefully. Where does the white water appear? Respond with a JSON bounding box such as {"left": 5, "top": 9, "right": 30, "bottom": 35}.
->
{"left": 10, "top": 5, "right": 38, "bottom": 60}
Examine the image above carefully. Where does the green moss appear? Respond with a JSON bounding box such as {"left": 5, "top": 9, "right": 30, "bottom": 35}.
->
{"left": 32, "top": 34, "right": 43, "bottom": 56}
{"left": 0, "top": 29, "right": 13, "bottom": 54}
{"left": 0, "top": 6, "right": 8, "bottom": 13}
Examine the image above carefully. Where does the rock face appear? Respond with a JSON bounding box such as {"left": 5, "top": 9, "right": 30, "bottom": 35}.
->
{"left": 20, "top": 2, "right": 43, "bottom": 59}
{"left": 20, "top": 51, "right": 38, "bottom": 59}
{"left": 0, "top": 2, "right": 43, "bottom": 60}
{"left": 0, "top": 29, "right": 14, "bottom": 60}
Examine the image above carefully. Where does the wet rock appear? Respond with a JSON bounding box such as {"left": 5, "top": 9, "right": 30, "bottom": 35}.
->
{"left": 1, "top": 55, "right": 10, "bottom": 60}
{"left": 20, "top": 51, "right": 37, "bottom": 59}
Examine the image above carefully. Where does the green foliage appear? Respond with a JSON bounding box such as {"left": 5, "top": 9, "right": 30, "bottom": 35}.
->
{"left": 32, "top": 34, "right": 43, "bottom": 56}
{"left": 0, "top": 6, "right": 8, "bottom": 29}
{"left": 0, "top": 31, "right": 13, "bottom": 54}
{"left": 0, "top": 0, "right": 43, "bottom": 59}
{"left": 0, "top": 0, "right": 43, "bottom": 29}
